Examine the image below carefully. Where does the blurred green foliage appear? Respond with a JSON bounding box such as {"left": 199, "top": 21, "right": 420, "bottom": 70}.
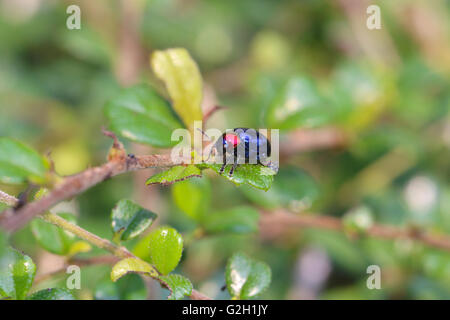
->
{"left": 0, "top": 0, "right": 450, "bottom": 300}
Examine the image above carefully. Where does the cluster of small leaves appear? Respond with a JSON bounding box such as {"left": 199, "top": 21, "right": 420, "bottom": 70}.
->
{"left": 107, "top": 198, "right": 193, "bottom": 300}
{"left": 105, "top": 48, "right": 278, "bottom": 192}
{"left": 0, "top": 140, "right": 77, "bottom": 298}
{"left": 0, "top": 48, "right": 275, "bottom": 300}
{"left": 104, "top": 49, "right": 276, "bottom": 298}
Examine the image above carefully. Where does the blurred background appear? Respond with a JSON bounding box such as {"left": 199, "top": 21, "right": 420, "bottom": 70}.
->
{"left": 0, "top": 0, "right": 449, "bottom": 299}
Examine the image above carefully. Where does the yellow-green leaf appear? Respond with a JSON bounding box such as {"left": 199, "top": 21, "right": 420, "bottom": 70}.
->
{"left": 67, "top": 241, "right": 92, "bottom": 257}
{"left": 151, "top": 48, "right": 203, "bottom": 132}
{"left": 110, "top": 258, "right": 158, "bottom": 282}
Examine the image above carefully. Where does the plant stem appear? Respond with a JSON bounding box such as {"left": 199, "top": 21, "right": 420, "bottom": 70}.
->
{"left": 40, "top": 212, "right": 212, "bottom": 300}
{"left": 0, "top": 131, "right": 192, "bottom": 232}
{"left": 42, "top": 213, "right": 133, "bottom": 259}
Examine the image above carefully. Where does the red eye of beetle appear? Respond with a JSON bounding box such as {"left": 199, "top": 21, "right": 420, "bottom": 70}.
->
{"left": 224, "top": 133, "right": 240, "bottom": 147}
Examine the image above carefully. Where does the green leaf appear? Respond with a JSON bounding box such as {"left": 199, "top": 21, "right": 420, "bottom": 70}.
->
{"left": 0, "top": 247, "right": 36, "bottom": 300}
{"left": 159, "top": 273, "right": 192, "bottom": 300}
{"left": 95, "top": 273, "right": 146, "bottom": 300}
{"left": 111, "top": 199, "right": 157, "bottom": 242}
{"left": 203, "top": 206, "right": 260, "bottom": 234}
{"left": 151, "top": 48, "right": 203, "bottom": 132}
{"left": 172, "top": 176, "right": 210, "bottom": 221}
{"left": 0, "top": 137, "right": 49, "bottom": 184}
{"left": 104, "top": 84, "right": 183, "bottom": 148}
{"left": 27, "top": 288, "right": 75, "bottom": 300}
{"left": 265, "top": 77, "right": 329, "bottom": 130}
{"left": 148, "top": 227, "right": 183, "bottom": 275}
{"left": 110, "top": 258, "right": 158, "bottom": 282}
{"left": 31, "top": 213, "right": 78, "bottom": 255}
{"left": 226, "top": 252, "right": 271, "bottom": 300}
{"left": 132, "top": 231, "right": 153, "bottom": 263}
{"left": 146, "top": 165, "right": 202, "bottom": 186}
{"left": 241, "top": 166, "right": 319, "bottom": 210}
{"left": 202, "top": 163, "right": 275, "bottom": 191}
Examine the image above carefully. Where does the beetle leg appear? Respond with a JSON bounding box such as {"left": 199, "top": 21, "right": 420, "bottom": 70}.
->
{"left": 205, "top": 146, "right": 215, "bottom": 163}
{"left": 219, "top": 163, "right": 226, "bottom": 174}
{"left": 229, "top": 162, "right": 238, "bottom": 177}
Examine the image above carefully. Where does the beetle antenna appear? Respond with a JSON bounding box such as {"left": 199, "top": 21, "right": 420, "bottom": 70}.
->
{"left": 196, "top": 128, "right": 215, "bottom": 163}
{"left": 196, "top": 128, "right": 211, "bottom": 140}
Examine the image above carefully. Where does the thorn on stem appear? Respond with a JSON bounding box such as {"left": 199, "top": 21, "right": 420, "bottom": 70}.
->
{"left": 102, "top": 127, "right": 126, "bottom": 162}
{"left": 102, "top": 127, "right": 123, "bottom": 150}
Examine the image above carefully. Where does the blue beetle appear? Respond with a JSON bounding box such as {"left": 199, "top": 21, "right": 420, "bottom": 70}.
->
{"left": 210, "top": 128, "right": 272, "bottom": 176}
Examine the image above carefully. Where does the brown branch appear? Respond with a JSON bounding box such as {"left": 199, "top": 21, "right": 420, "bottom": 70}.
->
{"left": 0, "top": 133, "right": 186, "bottom": 232}
{"left": 260, "top": 210, "right": 450, "bottom": 251}
{"left": 0, "top": 133, "right": 208, "bottom": 299}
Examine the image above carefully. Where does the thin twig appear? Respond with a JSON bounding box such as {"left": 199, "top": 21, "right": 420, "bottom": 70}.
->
{"left": 42, "top": 213, "right": 133, "bottom": 259}
{"left": 260, "top": 210, "right": 450, "bottom": 251}
{"left": 0, "top": 133, "right": 207, "bottom": 299}
{"left": 40, "top": 212, "right": 211, "bottom": 300}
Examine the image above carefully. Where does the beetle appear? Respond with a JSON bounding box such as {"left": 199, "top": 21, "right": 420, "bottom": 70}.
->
{"left": 209, "top": 128, "right": 272, "bottom": 176}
